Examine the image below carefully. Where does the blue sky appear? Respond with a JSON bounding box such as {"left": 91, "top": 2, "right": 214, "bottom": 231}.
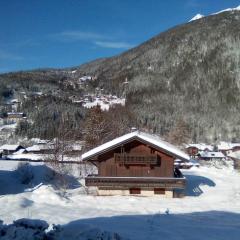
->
{"left": 0, "top": 0, "right": 239, "bottom": 73}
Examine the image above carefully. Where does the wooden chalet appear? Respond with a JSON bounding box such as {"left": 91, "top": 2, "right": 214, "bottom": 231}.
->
{"left": 185, "top": 143, "right": 213, "bottom": 157}
{"left": 82, "top": 131, "right": 190, "bottom": 197}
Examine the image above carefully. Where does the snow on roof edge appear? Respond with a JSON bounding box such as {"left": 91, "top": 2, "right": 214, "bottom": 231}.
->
{"left": 82, "top": 131, "right": 190, "bottom": 161}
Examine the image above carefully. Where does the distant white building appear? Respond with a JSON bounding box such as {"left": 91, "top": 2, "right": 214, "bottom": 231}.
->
{"left": 198, "top": 151, "right": 226, "bottom": 161}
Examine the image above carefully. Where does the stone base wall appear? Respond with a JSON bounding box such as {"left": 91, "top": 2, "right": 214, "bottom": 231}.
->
{"left": 97, "top": 189, "right": 173, "bottom": 198}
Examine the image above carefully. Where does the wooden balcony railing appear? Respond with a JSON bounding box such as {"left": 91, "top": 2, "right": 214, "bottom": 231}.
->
{"left": 114, "top": 153, "right": 159, "bottom": 165}
{"left": 85, "top": 176, "right": 186, "bottom": 189}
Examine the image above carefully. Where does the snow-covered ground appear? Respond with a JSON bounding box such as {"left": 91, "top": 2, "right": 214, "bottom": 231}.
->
{"left": 0, "top": 161, "right": 240, "bottom": 239}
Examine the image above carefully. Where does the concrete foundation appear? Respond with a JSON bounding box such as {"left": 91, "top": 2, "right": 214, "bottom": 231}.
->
{"left": 97, "top": 189, "right": 173, "bottom": 198}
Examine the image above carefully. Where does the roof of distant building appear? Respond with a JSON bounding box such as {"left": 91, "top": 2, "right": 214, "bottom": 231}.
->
{"left": 198, "top": 151, "right": 226, "bottom": 158}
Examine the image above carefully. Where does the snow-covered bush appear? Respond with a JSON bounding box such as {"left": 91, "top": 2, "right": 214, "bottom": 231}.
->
{"left": 0, "top": 218, "right": 48, "bottom": 240}
{"left": 16, "top": 162, "right": 34, "bottom": 184}
{"left": 47, "top": 223, "right": 124, "bottom": 240}
{"left": 0, "top": 219, "right": 124, "bottom": 240}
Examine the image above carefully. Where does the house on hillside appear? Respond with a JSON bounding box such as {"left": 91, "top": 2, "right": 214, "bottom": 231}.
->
{"left": 6, "top": 112, "right": 26, "bottom": 124}
{"left": 65, "top": 142, "right": 84, "bottom": 156}
{"left": 0, "top": 144, "right": 25, "bottom": 156}
{"left": 82, "top": 131, "right": 190, "bottom": 198}
{"left": 185, "top": 143, "right": 213, "bottom": 157}
{"left": 26, "top": 144, "right": 55, "bottom": 154}
{"left": 217, "top": 142, "right": 240, "bottom": 155}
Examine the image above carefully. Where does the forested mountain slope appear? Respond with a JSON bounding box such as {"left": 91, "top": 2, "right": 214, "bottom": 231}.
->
{"left": 75, "top": 10, "right": 240, "bottom": 142}
{"left": 1, "top": 10, "right": 240, "bottom": 142}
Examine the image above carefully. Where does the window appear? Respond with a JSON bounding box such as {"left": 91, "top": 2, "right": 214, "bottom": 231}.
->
{"left": 154, "top": 188, "right": 165, "bottom": 195}
{"left": 129, "top": 188, "right": 141, "bottom": 194}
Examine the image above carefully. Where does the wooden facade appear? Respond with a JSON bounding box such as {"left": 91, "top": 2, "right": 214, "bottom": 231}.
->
{"left": 186, "top": 146, "right": 199, "bottom": 157}
{"left": 84, "top": 137, "right": 187, "bottom": 197}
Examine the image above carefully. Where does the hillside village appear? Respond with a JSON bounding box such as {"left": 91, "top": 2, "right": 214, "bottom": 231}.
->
{"left": 0, "top": 83, "right": 240, "bottom": 168}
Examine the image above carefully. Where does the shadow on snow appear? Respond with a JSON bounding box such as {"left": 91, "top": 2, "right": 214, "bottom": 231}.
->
{"left": 64, "top": 211, "right": 240, "bottom": 240}
{"left": 0, "top": 164, "right": 80, "bottom": 195}
{"left": 184, "top": 174, "right": 216, "bottom": 196}
{"left": 1, "top": 211, "right": 239, "bottom": 240}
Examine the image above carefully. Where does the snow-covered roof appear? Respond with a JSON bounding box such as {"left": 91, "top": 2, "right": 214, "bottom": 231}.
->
{"left": 72, "top": 144, "right": 83, "bottom": 151}
{"left": 79, "top": 76, "right": 92, "bottom": 81}
{"left": 217, "top": 141, "right": 240, "bottom": 151}
{"left": 10, "top": 99, "right": 20, "bottom": 103}
{"left": 37, "top": 139, "right": 51, "bottom": 144}
{"left": 7, "top": 112, "right": 24, "bottom": 116}
{"left": 228, "top": 150, "right": 240, "bottom": 160}
{"left": 186, "top": 143, "right": 213, "bottom": 151}
{"left": 82, "top": 131, "right": 190, "bottom": 161}
{"left": 26, "top": 144, "right": 54, "bottom": 152}
{"left": 7, "top": 153, "right": 43, "bottom": 161}
{"left": 199, "top": 151, "right": 226, "bottom": 159}
{"left": 13, "top": 149, "right": 26, "bottom": 154}
{"left": 0, "top": 144, "right": 23, "bottom": 151}
{"left": 26, "top": 145, "right": 41, "bottom": 152}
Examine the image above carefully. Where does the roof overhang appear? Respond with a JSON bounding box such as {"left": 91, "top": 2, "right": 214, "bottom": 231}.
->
{"left": 82, "top": 132, "right": 190, "bottom": 162}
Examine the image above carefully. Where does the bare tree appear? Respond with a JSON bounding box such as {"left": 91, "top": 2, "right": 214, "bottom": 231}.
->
{"left": 165, "top": 118, "right": 191, "bottom": 146}
{"left": 45, "top": 118, "right": 75, "bottom": 191}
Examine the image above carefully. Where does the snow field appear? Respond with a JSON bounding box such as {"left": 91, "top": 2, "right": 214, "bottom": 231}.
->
{"left": 0, "top": 161, "right": 240, "bottom": 239}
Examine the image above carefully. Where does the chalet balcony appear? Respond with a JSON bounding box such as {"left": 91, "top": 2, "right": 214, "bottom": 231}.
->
{"left": 114, "top": 153, "right": 159, "bottom": 165}
{"left": 85, "top": 175, "right": 186, "bottom": 189}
